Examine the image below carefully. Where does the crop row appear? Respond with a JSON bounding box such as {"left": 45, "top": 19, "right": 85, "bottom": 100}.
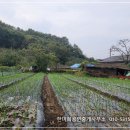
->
{"left": 63, "top": 74, "right": 130, "bottom": 103}
{"left": 0, "top": 73, "right": 44, "bottom": 127}
{"left": 48, "top": 73, "right": 130, "bottom": 127}
{"left": 0, "top": 73, "right": 34, "bottom": 88}
{"left": 0, "top": 71, "right": 20, "bottom": 77}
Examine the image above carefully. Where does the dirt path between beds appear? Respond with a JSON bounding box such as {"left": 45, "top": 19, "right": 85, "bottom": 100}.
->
{"left": 42, "top": 75, "right": 68, "bottom": 130}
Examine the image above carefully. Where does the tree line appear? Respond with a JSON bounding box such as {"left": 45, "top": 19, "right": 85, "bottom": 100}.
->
{"left": 0, "top": 20, "right": 87, "bottom": 71}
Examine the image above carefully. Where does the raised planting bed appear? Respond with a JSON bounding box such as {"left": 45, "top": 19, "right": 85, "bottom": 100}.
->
{"left": 63, "top": 74, "right": 130, "bottom": 104}
{"left": 66, "top": 77, "right": 130, "bottom": 105}
{"left": 0, "top": 73, "right": 44, "bottom": 128}
{"left": 0, "top": 103, "right": 37, "bottom": 127}
{"left": 0, "top": 73, "right": 35, "bottom": 90}
{"left": 42, "top": 75, "right": 68, "bottom": 129}
{"left": 48, "top": 73, "right": 130, "bottom": 127}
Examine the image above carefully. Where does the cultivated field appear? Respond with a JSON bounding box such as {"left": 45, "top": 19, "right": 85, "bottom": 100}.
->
{"left": 0, "top": 72, "right": 130, "bottom": 128}
{"left": 0, "top": 73, "right": 44, "bottom": 127}
{"left": 48, "top": 73, "right": 130, "bottom": 127}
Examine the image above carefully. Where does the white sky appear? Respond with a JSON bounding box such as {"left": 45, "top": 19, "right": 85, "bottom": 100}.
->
{"left": 0, "top": 0, "right": 130, "bottom": 59}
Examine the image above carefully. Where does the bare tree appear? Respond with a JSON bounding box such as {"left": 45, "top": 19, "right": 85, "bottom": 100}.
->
{"left": 111, "top": 39, "right": 130, "bottom": 64}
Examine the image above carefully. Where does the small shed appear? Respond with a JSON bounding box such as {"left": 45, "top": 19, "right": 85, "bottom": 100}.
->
{"left": 50, "top": 64, "right": 70, "bottom": 72}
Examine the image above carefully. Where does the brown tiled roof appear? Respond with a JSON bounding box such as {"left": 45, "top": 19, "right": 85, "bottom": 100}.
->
{"left": 99, "top": 55, "right": 130, "bottom": 63}
{"left": 94, "top": 63, "right": 130, "bottom": 70}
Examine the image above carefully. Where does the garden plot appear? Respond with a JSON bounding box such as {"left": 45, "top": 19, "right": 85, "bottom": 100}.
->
{"left": 0, "top": 73, "right": 34, "bottom": 89}
{"left": 63, "top": 74, "right": 130, "bottom": 103}
{"left": 0, "top": 71, "right": 18, "bottom": 77}
{"left": 48, "top": 73, "right": 130, "bottom": 127}
{"left": 0, "top": 73, "right": 44, "bottom": 127}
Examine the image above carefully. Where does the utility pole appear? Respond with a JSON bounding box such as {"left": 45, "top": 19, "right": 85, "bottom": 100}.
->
{"left": 110, "top": 48, "right": 112, "bottom": 57}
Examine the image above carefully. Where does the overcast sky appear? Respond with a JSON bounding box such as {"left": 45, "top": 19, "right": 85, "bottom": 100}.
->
{"left": 0, "top": 0, "right": 130, "bottom": 59}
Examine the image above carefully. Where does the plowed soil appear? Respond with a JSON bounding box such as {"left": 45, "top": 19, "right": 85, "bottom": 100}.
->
{"left": 42, "top": 76, "right": 68, "bottom": 130}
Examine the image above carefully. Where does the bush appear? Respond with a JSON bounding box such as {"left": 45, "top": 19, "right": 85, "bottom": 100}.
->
{"left": 74, "top": 71, "right": 86, "bottom": 77}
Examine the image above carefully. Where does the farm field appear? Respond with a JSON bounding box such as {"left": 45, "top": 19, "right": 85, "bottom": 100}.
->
{"left": 1, "top": 8, "right": 130, "bottom": 129}
{"left": 62, "top": 73, "right": 130, "bottom": 102}
{"left": 0, "top": 72, "right": 130, "bottom": 128}
{"left": 0, "top": 71, "right": 18, "bottom": 77}
{"left": 0, "top": 72, "right": 34, "bottom": 88}
{"left": 48, "top": 73, "right": 130, "bottom": 127}
{"left": 0, "top": 73, "right": 44, "bottom": 127}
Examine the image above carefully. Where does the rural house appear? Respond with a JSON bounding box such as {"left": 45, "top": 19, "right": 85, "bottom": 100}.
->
{"left": 49, "top": 64, "right": 70, "bottom": 72}
{"left": 86, "top": 63, "right": 130, "bottom": 77}
{"left": 98, "top": 55, "right": 130, "bottom": 63}
{"left": 86, "top": 55, "right": 130, "bottom": 77}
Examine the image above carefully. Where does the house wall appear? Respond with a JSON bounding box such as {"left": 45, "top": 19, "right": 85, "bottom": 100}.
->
{"left": 86, "top": 67, "right": 117, "bottom": 77}
{"left": 116, "top": 68, "right": 128, "bottom": 76}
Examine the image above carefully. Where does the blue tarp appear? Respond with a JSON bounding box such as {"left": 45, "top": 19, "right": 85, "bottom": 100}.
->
{"left": 70, "top": 64, "right": 81, "bottom": 69}
{"left": 86, "top": 64, "right": 95, "bottom": 67}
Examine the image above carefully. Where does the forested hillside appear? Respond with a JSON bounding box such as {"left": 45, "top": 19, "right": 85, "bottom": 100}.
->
{"left": 0, "top": 20, "right": 86, "bottom": 70}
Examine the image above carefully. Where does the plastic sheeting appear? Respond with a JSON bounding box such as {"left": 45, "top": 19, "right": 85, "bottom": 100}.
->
{"left": 70, "top": 64, "right": 80, "bottom": 69}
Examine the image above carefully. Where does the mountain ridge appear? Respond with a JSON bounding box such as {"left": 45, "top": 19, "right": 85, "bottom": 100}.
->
{"left": 0, "top": 20, "right": 87, "bottom": 69}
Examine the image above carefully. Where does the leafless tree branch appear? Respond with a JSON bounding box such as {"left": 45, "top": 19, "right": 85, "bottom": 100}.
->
{"left": 110, "top": 39, "right": 130, "bottom": 64}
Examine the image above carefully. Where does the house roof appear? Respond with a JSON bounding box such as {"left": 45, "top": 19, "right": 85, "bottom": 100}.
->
{"left": 86, "top": 64, "right": 95, "bottom": 67}
{"left": 86, "top": 63, "right": 130, "bottom": 70}
{"left": 99, "top": 55, "right": 130, "bottom": 63}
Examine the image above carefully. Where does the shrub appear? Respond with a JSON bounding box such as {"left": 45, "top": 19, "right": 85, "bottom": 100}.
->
{"left": 74, "top": 71, "right": 86, "bottom": 77}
